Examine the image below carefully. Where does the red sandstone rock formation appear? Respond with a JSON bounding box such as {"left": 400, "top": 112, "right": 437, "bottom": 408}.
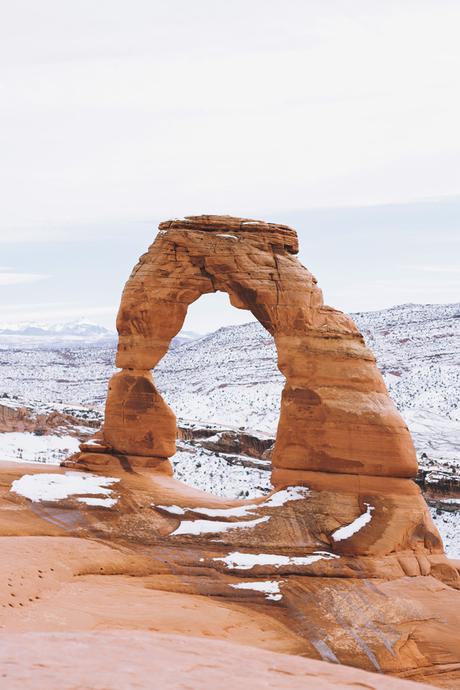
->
{"left": 76, "top": 215, "right": 418, "bottom": 478}
{"left": 62, "top": 216, "right": 460, "bottom": 684}
{"left": 69, "top": 215, "right": 449, "bottom": 563}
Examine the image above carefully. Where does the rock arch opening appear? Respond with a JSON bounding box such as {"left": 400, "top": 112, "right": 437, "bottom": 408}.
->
{"left": 153, "top": 291, "right": 283, "bottom": 498}
{"left": 155, "top": 291, "right": 281, "bottom": 432}
{"left": 72, "top": 215, "right": 418, "bottom": 492}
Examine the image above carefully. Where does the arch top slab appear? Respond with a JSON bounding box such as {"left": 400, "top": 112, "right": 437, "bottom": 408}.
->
{"left": 115, "top": 215, "right": 356, "bottom": 371}
{"left": 80, "top": 215, "right": 418, "bottom": 480}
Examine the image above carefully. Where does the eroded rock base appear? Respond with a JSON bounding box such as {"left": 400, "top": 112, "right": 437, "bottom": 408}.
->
{"left": 3, "top": 461, "right": 460, "bottom": 688}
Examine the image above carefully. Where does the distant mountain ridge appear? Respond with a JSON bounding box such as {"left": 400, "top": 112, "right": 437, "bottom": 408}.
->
{"left": 0, "top": 319, "right": 202, "bottom": 348}
{"left": 0, "top": 320, "right": 113, "bottom": 338}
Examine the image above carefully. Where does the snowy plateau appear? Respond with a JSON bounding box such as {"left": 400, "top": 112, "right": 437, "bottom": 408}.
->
{"left": 0, "top": 302, "right": 459, "bottom": 556}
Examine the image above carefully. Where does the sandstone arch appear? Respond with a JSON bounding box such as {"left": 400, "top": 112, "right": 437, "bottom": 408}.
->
{"left": 64, "top": 216, "right": 460, "bottom": 681}
{"left": 77, "top": 215, "right": 417, "bottom": 483}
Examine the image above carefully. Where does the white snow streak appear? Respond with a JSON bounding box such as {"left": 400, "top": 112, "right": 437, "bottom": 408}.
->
{"left": 214, "top": 550, "right": 339, "bottom": 570}
{"left": 262, "top": 486, "right": 310, "bottom": 507}
{"left": 230, "top": 580, "right": 283, "bottom": 601}
{"left": 156, "top": 486, "right": 310, "bottom": 520}
{"left": 332, "top": 503, "right": 374, "bottom": 542}
{"left": 171, "top": 515, "right": 270, "bottom": 536}
{"left": 77, "top": 496, "right": 118, "bottom": 508}
{"left": 156, "top": 504, "right": 186, "bottom": 515}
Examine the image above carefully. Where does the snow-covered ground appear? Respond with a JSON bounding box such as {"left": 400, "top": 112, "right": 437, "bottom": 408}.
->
{"left": 171, "top": 446, "right": 271, "bottom": 499}
{"left": 0, "top": 302, "right": 459, "bottom": 556}
{"left": 0, "top": 432, "right": 80, "bottom": 464}
{"left": 430, "top": 508, "right": 460, "bottom": 559}
{"left": 11, "top": 471, "right": 119, "bottom": 506}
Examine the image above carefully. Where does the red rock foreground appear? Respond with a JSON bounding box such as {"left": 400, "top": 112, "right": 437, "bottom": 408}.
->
{"left": 0, "top": 631, "right": 435, "bottom": 690}
{"left": 2, "top": 216, "right": 459, "bottom": 689}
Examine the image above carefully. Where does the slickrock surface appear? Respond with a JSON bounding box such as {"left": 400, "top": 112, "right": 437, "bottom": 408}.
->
{"left": 5, "top": 216, "right": 458, "bottom": 688}
{"left": 1, "top": 459, "right": 459, "bottom": 688}
{"left": 0, "top": 631, "right": 436, "bottom": 690}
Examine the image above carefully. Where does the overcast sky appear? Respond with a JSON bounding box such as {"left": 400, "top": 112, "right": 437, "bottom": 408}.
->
{"left": 1, "top": 1, "right": 459, "bottom": 332}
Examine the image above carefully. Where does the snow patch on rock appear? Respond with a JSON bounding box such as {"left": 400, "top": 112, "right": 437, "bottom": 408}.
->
{"left": 214, "top": 550, "right": 339, "bottom": 570}
{"left": 156, "top": 486, "right": 310, "bottom": 521}
{"left": 263, "top": 486, "right": 310, "bottom": 507}
{"left": 10, "top": 471, "right": 119, "bottom": 503}
{"left": 171, "top": 515, "right": 270, "bottom": 536}
{"left": 77, "top": 496, "right": 118, "bottom": 508}
{"left": 230, "top": 580, "right": 283, "bottom": 601}
{"left": 156, "top": 504, "right": 186, "bottom": 515}
{"left": 332, "top": 504, "right": 374, "bottom": 542}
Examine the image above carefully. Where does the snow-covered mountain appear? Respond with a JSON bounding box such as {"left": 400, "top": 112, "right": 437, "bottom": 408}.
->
{"left": 0, "top": 320, "right": 116, "bottom": 345}
{"left": 157, "top": 321, "right": 282, "bottom": 434}
{"left": 0, "top": 320, "right": 201, "bottom": 349}
{"left": 354, "top": 303, "right": 460, "bottom": 471}
{"left": 353, "top": 303, "right": 460, "bottom": 424}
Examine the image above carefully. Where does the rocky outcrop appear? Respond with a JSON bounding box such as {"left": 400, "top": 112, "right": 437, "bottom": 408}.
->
{"left": 0, "top": 402, "right": 30, "bottom": 432}
{"left": 69, "top": 215, "right": 441, "bottom": 558}
{"left": 179, "top": 426, "right": 274, "bottom": 460}
{"left": 0, "top": 400, "right": 96, "bottom": 436}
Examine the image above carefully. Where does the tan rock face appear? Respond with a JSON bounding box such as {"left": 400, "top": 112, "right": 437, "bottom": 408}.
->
{"left": 95, "top": 214, "right": 418, "bottom": 479}
{"left": 0, "top": 630, "right": 437, "bottom": 690}
{"left": 103, "top": 370, "right": 176, "bottom": 459}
